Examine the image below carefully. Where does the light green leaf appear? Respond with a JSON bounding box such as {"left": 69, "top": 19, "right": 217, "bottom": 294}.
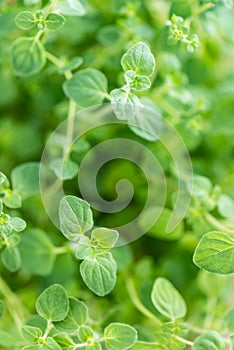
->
{"left": 80, "top": 252, "right": 117, "bottom": 296}
{"left": 124, "top": 71, "right": 151, "bottom": 91}
{"left": 0, "top": 172, "right": 7, "bottom": 186}
{"left": 22, "top": 346, "right": 42, "bottom": 350}
{"left": 19, "top": 228, "right": 56, "bottom": 276}
{"left": 50, "top": 157, "right": 79, "bottom": 180}
{"left": 151, "top": 277, "right": 187, "bottom": 320}
{"left": 193, "top": 331, "right": 225, "bottom": 350}
{"left": 0, "top": 202, "right": 2, "bottom": 215}
{"left": 9, "top": 217, "right": 26, "bottom": 232}
{"left": 21, "top": 325, "right": 42, "bottom": 343}
{"left": 8, "top": 233, "right": 21, "bottom": 246}
{"left": 0, "top": 300, "right": 5, "bottom": 319}
{"left": 45, "top": 13, "right": 66, "bottom": 31}
{"left": 11, "top": 38, "right": 46, "bottom": 76}
{"left": 1, "top": 246, "right": 21, "bottom": 272}
{"left": 110, "top": 88, "right": 142, "bottom": 120}
{"left": 58, "top": 0, "right": 86, "bottom": 17}
{"left": 91, "top": 228, "right": 119, "bottom": 249}
{"left": 224, "top": 307, "right": 234, "bottom": 332}
{"left": 131, "top": 342, "right": 162, "bottom": 349}
{"left": 54, "top": 297, "right": 88, "bottom": 332}
{"left": 121, "top": 42, "right": 155, "bottom": 76}
{"left": 63, "top": 68, "right": 108, "bottom": 108}
{"left": 15, "top": 11, "right": 35, "bottom": 30}
{"left": 75, "top": 236, "right": 92, "bottom": 260}
{"left": 78, "top": 325, "right": 94, "bottom": 342}
{"left": 52, "top": 334, "right": 74, "bottom": 349}
{"left": 11, "top": 162, "right": 40, "bottom": 197}
{"left": 58, "top": 56, "right": 83, "bottom": 74}
{"left": 3, "top": 190, "right": 22, "bottom": 208}
{"left": 43, "top": 337, "right": 62, "bottom": 350}
{"left": 36, "top": 284, "right": 69, "bottom": 322}
{"left": 217, "top": 194, "right": 234, "bottom": 221}
{"left": 0, "top": 331, "right": 15, "bottom": 347}
{"left": 104, "top": 323, "right": 138, "bottom": 350}
{"left": 59, "top": 196, "right": 93, "bottom": 241}
{"left": 193, "top": 231, "right": 234, "bottom": 275}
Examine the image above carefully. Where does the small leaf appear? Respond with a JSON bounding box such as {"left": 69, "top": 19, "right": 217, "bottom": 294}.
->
{"left": 59, "top": 196, "right": 93, "bottom": 241}
{"left": 1, "top": 246, "right": 21, "bottom": 272}
{"left": 15, "top": 11, "right": 35, "bottom": 30}
{"left": 110, "top": 88, "right": 142, "bottom": 120}
{"left": 44, "top": 337, "right": 62, "bottom": 350}
{"left": 21, "top": 325, "right": 42, "bottom": 343}
{"left": 53, "top": 334, "right": 74, "bottom": 349}
{"left": 104, "top": 323, "right": 138, "bottom": 350}
{"left": 11, "top": 38, "right": 46, "bottom": 76}
{"left": 217, "top": 194, "right": 234, "bottom": 222}
{"left": 8, "top": 233, "right": 21, "bottom": 247}
{"left": 78, "top": 325, "right": 94, "bottom": 342}
{"left": 193, "top": 331, "right": 225, "bottom": 350}
{"left": 58, "top": 0, "right": 86, "bottom": 17}
{"left": 124, "top": 71, "right": 151, "bottom": 91}
{"left": 58, "top": 56, "right": 83, "bottom": 74}
{"left": 36, "top": 284, "right": 69, "bottom": 322}
{"left": 19, "top": 228, "right": 56, "bottom": 276}
{"left": 0, "top": 300, "right": 5, "bottom": 319}
{"left": 151, "top": 277, "right": 187, "bottom": 320}
{"left": 45, "top": 13, "right": 66, "bottom": 31}
{"left": 9, "top": 217, "right": 26, "bottom": 232}
{"left": 91, "top": 228, "right": 119, "bottom": 250}
{"left": 0, "top": 331, "right": 15, "bottom": 347}
{"left": 3, "top": 191, "right": 22, "bottom": 209}
{"left": 50, "top": 157, "right": 79, "bottom": 180}
{"left": 0, "top": 172, "right": 7, "bottom": 186}
{"left": 54, "top": 297, "right": 88, "bottom": 332}
{"left": 75, "top": 236, "right": 92, "bottom": 260}
{"left": 121, "top": 42, "right": 155, "bottom": 76}
{"left": 11, "top": 162, "right": 40, "bottom": 197}
{"left": 63, "top": 68, "right": 108, "bottom": 108}
{"left": 80, "top": 252, "right": 117, "bottom": 296}
{"left": 193, "top": 231, "right": 234, "bottom": 275}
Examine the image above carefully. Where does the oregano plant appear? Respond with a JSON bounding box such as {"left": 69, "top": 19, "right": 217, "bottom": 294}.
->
{"left": 0, "top": 0, "right": 234, "bottom": 349}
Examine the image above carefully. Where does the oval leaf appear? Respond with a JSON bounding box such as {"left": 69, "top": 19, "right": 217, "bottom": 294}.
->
{"left": 11, "top": 38, "right": 46, "bottom": 76}
{"left": 151, "top": 277, "right": 187, "bottom": 320}
{"left": 104, "top": 323, "right": 138, "bottom": 350}
{"left": 193, "top": 331, "right": 225, "bottom": 350}
{"left": 36, "top": 284, "right": 69, "bottom": 322}
{"left": 193, "top": 231, "right": 234, "bottom": 275}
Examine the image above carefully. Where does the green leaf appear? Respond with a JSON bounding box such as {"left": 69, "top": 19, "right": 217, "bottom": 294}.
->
{"left": 104, "top": 323, "right": 138, "bottom": 350}
{"left": 45, "top": 13, "right": 66, "bottom": 31}
{"left": 124, "top": 71, "right": 151, "bottom": 91}
{"left": 22, "top": 346, "right": 42, "bottom": 350}
{"left": 58, "top": 0, "right": 86, "bottom": 17}
{"left": 193, "top": 331, "right": 225, "bottom": 350}
{"left": 91, "top": 228, "right": 119, "bottom": 249}
{"left": 151, "top": 277, "right": 187, "bottom": 320}
{"left": 54, "top": 297, "right": 88, "bottom": 332}
{"left": 58, "top": 56, "right": 83, "bottom": 74}
{"left": 0, "top": 300, "right": 5, "bottom": 319}
{"left": 75, "top": 236, "right": 92, "bottom": 260}
{"left": 1, "top": 246, "right": 21, "bottom": 272}
{"left": 11, "top": 38, "right": 46, "bottom": 76}
{"left": 53, "top": 334, "right": 74, "bottom": 349}
{"left": 21, "top": 325, "right": 42, "bottom": 343}
{"left": 19, "top": 228, "right": 56, "bottom": 276}
{"left": 63, "top": 68, "right": 108, "bottom": 108}
{"left": 43, "top": 337, "right": 62, "bottom": 350}
{"left": 8, "top": 233, "right": 21, "bottom": 247}
{"left": 50, "top": 157, "right": 79, "bottom": 180}
{"left": 59, "top": 196, "right": 93, "bottom": 241}
{"left": 3, "top": 190, "right": 21, "bottom": 208}
{"left": 217, "top": 194, "right": 234, "bottom": 221}
{"left": 0, "top": 202, "right": 2, "bottom": 215}
{"left": 121, "top": 42, "right": 155, "bottom": 76}
{"left": 80, "top": 252, "right": 117, "bottom": 296}
{"left": 9, "top": 217, "right": 26, "bottom": 232}
{"left": 0, "top": 172, "right": 7, "bottom": 186}
{"left": 36, "top": 284, "right": 69, "bottom": 322}
{"left": 193, "top": 231, "right": 234, "bottom": 275}
{"left": 15, "top": 11, "right": 35, "bottom": 30}
{"left": 11, "top": 162, "right": 40, "bottom": 197}
{"left": 78, "top": 325, "right": 94, "bottom": 342}
{"left": 110, "top": 88, "right": 142, "bottom": 120}
{"left": 131, "top": 342, "right": 162, "bottom": 349}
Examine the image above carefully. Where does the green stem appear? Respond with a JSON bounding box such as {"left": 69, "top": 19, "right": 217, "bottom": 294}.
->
{"left": 204, "top": 213, "right": 234, "bottom": 235}
{"left": 45, "top": 51, "right": 72, "bottom": 79}
{"left": 172, "top": 334, "right": 193, "bottom": 347}
{"left": 63, "top": 100, "right": 77, "bottom": 157}
{"left": 153, "top": 94, "right": 181, "bottom": 124}
{"left": 42, "top": 320, "right": 53, "bottom": 340}
{"left": 126, "top": 277, "right": 162, "bottom": 326}
{"left": 0, "top": 275, "right": 26, "bottom": 333}
{"left": 54, "top": 246, "right": 70, "bottom": 255}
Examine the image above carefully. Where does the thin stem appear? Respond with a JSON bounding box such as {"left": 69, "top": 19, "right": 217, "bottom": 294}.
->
{"left": 74, "top": 343, "right": 88, "bottom": 349}
{"left": 63, "top": 100, "right": 77, "bottom": 157}
{"left": 126, "top": 277, "right": 162, "bottom": 326}
{"left": 172, "top": 334, "right": 194, "bottom": 347}
{"left": 45, "top": 51, "right": 72, "bottom": 79}
{"left": 42, "top": 320, "right": 53, "bottom": 340}
{"left": 204, "top": 213, "right": 234, "bottom": 235}
{"left": 54, "top": 246, "right": 70, "bottom": 255}
{"left": 186, "top": 323, "right": 207, "bottom": 334}
{"left": 153, "top": 94, "right": 181, "bottom": 124}
{"left": 203, "top": 297, "right": 217, "bottom": 330}
{"left": 0, "top": 275, "right": 26, "bottom": 333}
